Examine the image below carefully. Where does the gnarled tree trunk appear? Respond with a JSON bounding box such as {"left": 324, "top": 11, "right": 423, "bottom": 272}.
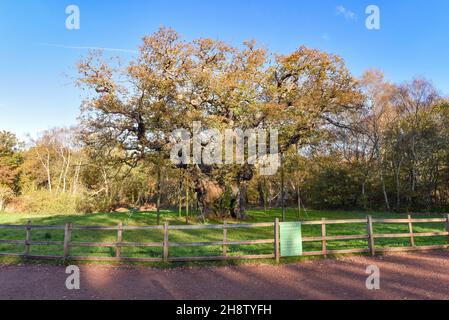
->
{"left": 191, "top": 164, "right": 253, "bottom": 220}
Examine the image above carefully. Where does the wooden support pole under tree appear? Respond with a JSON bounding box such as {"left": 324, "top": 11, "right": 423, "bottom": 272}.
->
{"left": 407, "top": 215, "right": 415, "bottom": 247}
{"left": 280, "top": 155, "right": 285, "bottom": 222}
{"left": 297, "top": 186, "right": 301, "bottom": 218}
{"left": 223, "top": 220, "right": 228, "bottom": 257}
{"left": 445, "top": 214, "right": 449, "bottom": 244}
{"left": 274, "top": 218, "right": 280, "bottom": 263}
{"left": 192, "top": 191, "right": 196, "bottom": 211}
{"left": 24, "top": 220, "right": 32, "bottom": 257}
{"left": 367, "top": 216, "right": 375, "bottom": 256}
{"left": 322, "top": 218, "right": 327, "bottom": 257}
{"left": 178, "top": 175, "right": 183, "bottom": 218}
{"left": 116, "top": 222, "right": 123, "bottom": 258}
{"left": 163, "top": 221, "right": 169, "bottom": 262}
{"left": 156, "top": 164, "right": 161, "bottom": 226}
{"left": 63, "top": 223, "right": 72, "bottom": 261}
{"left": 185, "top": 181, "right": 190, "bottom": 224}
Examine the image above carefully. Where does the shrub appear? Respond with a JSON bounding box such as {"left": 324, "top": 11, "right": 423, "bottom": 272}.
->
{"left": 75, "top": 194, "right": 117, "bottom": 214}
{"left": 213, "top": 187, "right": 234, "bottom": 217}
{"left": 0, "top": 186, "right": 14, "bottom": 212}
{"left": 8, "top": 191, "right": 80, "bottom": 214}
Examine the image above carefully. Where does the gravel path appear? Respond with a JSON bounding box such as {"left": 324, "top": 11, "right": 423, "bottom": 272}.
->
{"left": 1, "top": 251, "right": 449, "bottom": 300}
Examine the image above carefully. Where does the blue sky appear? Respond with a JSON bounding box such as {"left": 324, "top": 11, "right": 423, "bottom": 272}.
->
{"left": 1, "top": 0, "right": 448, "bottom": 138}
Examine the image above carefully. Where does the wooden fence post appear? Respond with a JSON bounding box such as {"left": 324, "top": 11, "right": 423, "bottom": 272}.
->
{"left": 407, "top": 215, "right": 415, "bottom": 247}
{"left": 274, "top": 218, "right": 280, "bottom": 263}
{"left": 163, "top": 221, "right": 169, "bottom": 262}
{"left": 63, "top": 223, "right": 72, "bottom": 262}
{"left": 367, "top": 216, "right": 375, "bottom": 256}
{"left": 116, "top": 222, "right": 123, "bottom": 258}
{"left": 24, "top": 220, "right": 32, "bottom": 257}
{"left": 223, "top": 220, "right": 228, "bottom": 257}
{"left": 322, "top": 218, "right": 327, "bottom": 258}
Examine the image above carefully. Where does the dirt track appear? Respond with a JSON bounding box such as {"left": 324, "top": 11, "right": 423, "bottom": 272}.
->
{"left": 1, "top": 251, "right": 449, "bottom": 300}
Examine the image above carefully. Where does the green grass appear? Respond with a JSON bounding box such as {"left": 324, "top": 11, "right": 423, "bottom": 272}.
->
{"left": 0, "top": 209, "right": 447, "bottom": 266}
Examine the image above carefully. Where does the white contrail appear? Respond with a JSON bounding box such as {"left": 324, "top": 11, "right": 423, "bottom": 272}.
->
{"left": 39, "top": 43, "right": 138, "bottom": 54}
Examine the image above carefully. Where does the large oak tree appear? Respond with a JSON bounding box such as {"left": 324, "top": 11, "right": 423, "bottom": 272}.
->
{"left": 77, "top": 27, "right": 363, "bottom": 219}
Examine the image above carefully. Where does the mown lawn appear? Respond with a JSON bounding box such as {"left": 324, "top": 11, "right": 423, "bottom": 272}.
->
{"left": 0, "top": 209, "right": 447, "bottom": 264}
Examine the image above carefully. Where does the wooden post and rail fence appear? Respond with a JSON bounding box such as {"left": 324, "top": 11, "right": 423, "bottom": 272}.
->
{"left": 0, "top": 215, "right": 448, "bottom": 263}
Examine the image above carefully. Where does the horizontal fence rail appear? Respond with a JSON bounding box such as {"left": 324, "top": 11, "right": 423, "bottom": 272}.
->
{"left": 0, "top": 220, "right": 277, "bottom": 263}
{"left": 0, "top": 214, "right": 448, "bottom": 263}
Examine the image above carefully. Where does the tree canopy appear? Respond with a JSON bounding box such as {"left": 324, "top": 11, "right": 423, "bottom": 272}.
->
{"left": 76, "top": 27, "right": 363, "bottom": 218}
